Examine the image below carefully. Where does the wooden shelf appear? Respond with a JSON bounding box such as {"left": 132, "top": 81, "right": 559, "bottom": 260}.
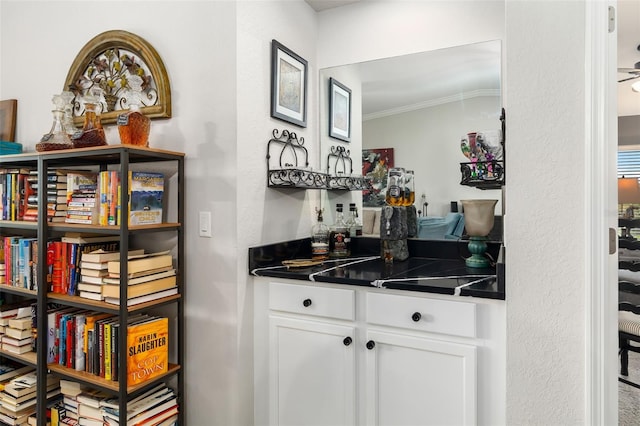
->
{"left": 47, "top": 363, "right": 181, "bottom": 395}
{"left": 0, "top": 220, "right": 37, "bottom": 230}
{"left": 0, "top": 349, "right": 37, "bottom": 367}
{"left": 0, "top": 221, "right": 181, "bottom": 233}
{"left": 0, "top": 285, "right": 37, "bottom": 298}
{"left": 47, "top": 293, "right": 181, "bottom": 313}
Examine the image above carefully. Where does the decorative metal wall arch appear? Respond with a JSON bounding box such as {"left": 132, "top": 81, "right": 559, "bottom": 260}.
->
{"left": 64, "top": 30, "right": 171, "bottom": 125}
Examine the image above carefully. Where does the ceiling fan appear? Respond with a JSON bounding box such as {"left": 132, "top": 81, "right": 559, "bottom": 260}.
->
{"left": 619, "top": 63, "right": 640, "bottom": 83}
{"left": 619, "top": 44, "right": 640, "bottom": 85}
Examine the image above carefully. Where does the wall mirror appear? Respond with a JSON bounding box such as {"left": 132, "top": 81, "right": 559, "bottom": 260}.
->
{"left": 318, "top": 40, "right": 503, "bottom": 239}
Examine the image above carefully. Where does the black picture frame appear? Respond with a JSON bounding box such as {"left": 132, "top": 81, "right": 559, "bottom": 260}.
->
{"left": 271, "top": 40, "right": 308, "bottom": 128}
{"left": 328, "top": 77, "right": 351, "bottom": 142}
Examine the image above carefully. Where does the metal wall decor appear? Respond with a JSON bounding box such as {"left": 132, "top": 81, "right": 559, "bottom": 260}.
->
{"left": 267, "top": 129, "right": 327, "bottom": 189}
{"left": 326, "top": 145, "right": 368, "bottom": 190}
{"left": 266, "top": 130, "right": 367, "bottom": 190}
{"left": 64, "top": 30, "right": 171, "bottom": 125}
{"left": 459, "top": 108, "right": 506, "bottom": 190}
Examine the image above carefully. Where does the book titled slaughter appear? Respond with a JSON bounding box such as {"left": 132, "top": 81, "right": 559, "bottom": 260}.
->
{"left": 128, "top": 172, "right": 164, "bottom": 226}
{"left": 127, "top": 317, "right": 169, "bottom": 386}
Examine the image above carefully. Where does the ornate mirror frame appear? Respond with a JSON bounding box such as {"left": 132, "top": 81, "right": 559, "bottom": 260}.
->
{"left": 64, "top": 30, "right": 171, "bottom": 125}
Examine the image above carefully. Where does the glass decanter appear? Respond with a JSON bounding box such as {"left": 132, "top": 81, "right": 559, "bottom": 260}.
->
{"left": 35, "top": 94, "right": 74, "bottom": 152}
{"left": 118, "top": 75, "right": 150, "bottom": 147}
{"left": 60, "top": 90, "right": 78, "bottom": 135}
{"left": 71, "top": 91, "right": 107, "bottom": 148}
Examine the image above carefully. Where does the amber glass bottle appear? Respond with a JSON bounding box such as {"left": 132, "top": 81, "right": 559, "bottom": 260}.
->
{"left": 118, "top": 75, "right": 150, "bottom": 147}
{"left": 71, "top": 93, "right": 107, "bottom": 148}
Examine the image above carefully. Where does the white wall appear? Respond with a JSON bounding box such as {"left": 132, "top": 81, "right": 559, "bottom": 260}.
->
{"left": 363, "top": 96, "right": 502, "bottom": 217}
{"left": 0, "top": 1, "right": 316, "bottom": 425}
{"left": 0, "top": 0, "right": 601, "bottom": 424}
{"left": 236, "top": 2, "right": 318, "bottom": 425}
{"left": 504, "top": 1, "right": 587, "bottom": 423}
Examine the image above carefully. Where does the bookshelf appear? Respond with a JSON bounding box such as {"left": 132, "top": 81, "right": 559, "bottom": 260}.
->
{"left": 0, "top": 145, "right": 185, "bottom": 426}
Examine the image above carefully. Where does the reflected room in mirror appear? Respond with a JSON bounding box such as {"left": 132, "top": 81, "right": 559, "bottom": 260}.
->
{"left": 319, "top": 40, "right": 503, "bottom": 241}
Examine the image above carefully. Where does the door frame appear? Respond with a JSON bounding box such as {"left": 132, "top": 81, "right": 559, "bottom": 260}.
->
{"left": 585, "top": 1, "right": 618, "bottom": 424}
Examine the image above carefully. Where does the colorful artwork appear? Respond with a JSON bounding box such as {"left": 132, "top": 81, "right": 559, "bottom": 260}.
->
{"left": 362, "top": 148, "right": 394, "bottom": 207}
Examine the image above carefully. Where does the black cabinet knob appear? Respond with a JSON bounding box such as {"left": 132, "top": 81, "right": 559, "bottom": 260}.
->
{"left": 303, "top": 298, "right": 312, "bottom": 307}
{"left": 343, "top": 337, "right": 352, "bottom": 346}
{"left": 366, "top": 340, "right": 376, "bottom": 350}
{"left": 412, "top": 312, "right": 422, "bottom": 322}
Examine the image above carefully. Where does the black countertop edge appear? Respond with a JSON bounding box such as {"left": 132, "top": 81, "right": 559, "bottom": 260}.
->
{"left": 248, "top": 236, "right": 502, "bottom": 270}
{"left": 248, "top": 238, "right": 505, "bottom": 301}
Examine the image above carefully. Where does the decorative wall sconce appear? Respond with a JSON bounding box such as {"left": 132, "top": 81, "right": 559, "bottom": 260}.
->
{"left": 64, "top": 30, "right": 171, "bottom": 126}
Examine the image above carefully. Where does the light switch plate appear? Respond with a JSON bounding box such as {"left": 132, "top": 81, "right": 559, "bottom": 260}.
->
{"left": 199, "top": 211, "right": 212, "bottom": 238}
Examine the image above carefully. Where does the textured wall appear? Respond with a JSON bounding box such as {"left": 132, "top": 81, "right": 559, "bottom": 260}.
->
{"left": 504, "top": 1, "right": 586, "bottom": 423}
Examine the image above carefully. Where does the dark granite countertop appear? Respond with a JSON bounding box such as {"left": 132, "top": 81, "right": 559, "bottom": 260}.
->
{"left": 249, "top": 237, "right": 505, "bottom": 300}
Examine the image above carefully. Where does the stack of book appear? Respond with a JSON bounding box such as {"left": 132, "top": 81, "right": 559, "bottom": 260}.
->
{"left": 100, "top": 383, "right": 178, "bottom": 426}
{"left": 104, "top": 251, "right": 176, "bottom": 306}
{"left": 0, "top": 371, "right": 60, "bottom": 426}
{"left": 77, "top": 249, "right": 144, "bottom": 301}
{"left": 2, "top": 316, "right": 33, "bottom": 355}
{"left": 0, "top": 303, "right": 33, "bottom": 350}
{"left": 65, "top": 172, "right": 99, "bottom": 225}
{"left": 0, "top": 141, "right": 22, "bottom": 156}
{"left": 24, "top": 170, "right": 69, "bottom": 223}
{"left": 50, "top": 379, "right": 87, "bottom": 425}
{"left": 76, "top": 389, "right": 109, "bottom": 426}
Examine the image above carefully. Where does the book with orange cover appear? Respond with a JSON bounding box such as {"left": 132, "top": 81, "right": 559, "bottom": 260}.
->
{"left": 126, "top": 317, "right": 169, "bottom": 386}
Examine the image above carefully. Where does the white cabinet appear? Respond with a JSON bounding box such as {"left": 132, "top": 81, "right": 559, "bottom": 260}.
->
{"left": 253, "top": 279, "right": 505, "bottom": 426}
{"left": 364, "top": 330, "right": 476, "bottom": 426}
{"left": 269, "top": 316, "right": 356, "bottom": 426}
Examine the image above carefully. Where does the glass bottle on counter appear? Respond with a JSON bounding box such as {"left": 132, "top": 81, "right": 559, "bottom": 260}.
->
{"left": 118, "top": 75, "right": 150, "bottom": 147}
{"left": 403, "top": 170, "right": 415, "bottom": 206}
{"left": 36, "top": 94, "right": 74, "bottom": 152}
{"left": 329, "top": 203, "right": 351, "bottom": 258}
{"left": 311, "top": 207, "right": 330, "bottom": 261}
{"left": 346, "top": 202, "right": 363, "bottom": 237}
{"left": 385, "top": 167, "right": 405, "bottom": 206}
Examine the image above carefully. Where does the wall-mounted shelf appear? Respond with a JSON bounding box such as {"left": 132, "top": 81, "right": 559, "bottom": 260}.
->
{"left": 266, "top": 129, "right": 368, "bottom": 191}
{"left": 459, "top": 108, "right": 506, "bottom": 190}
{"left": 460, "top": 160, "right": 504, "bottom": 190}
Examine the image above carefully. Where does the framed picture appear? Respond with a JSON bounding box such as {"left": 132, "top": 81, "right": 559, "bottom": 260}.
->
{"left": 328, "top": 78, "right": 351, "bottom": 142}
{"left": 271, "top": 40, "right": 307, "bottom": 128}
{"left": 0, "top": 99, "right": 17, "bottom": 142}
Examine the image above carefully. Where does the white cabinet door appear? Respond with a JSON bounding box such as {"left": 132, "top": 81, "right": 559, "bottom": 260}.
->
{"left": 269, "top": 316, "right": 356, "bottom": 426}
{"left": 364, "top": 329, "right": 477, "bottom": 426}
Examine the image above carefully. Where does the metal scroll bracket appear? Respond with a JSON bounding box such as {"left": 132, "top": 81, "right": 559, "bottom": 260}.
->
{"left": 266, "top": 129, "right": 328, "bottom": 189}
